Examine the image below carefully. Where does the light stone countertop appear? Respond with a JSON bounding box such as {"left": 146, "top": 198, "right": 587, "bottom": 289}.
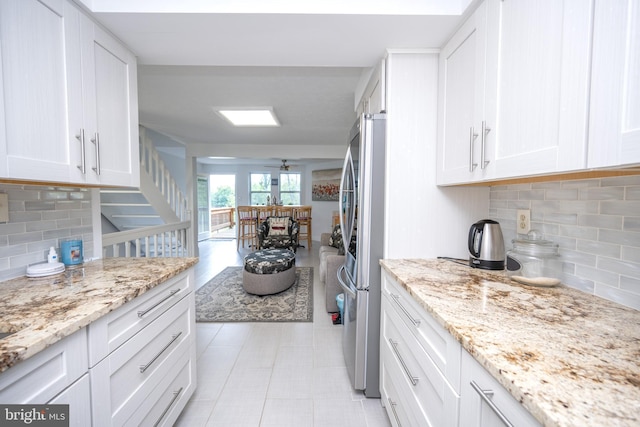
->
{"left": 380, "top": 258, "right": 640, "bottom": 427}
{"left": 0, "top": 257, "right": 198, "bottom": 373}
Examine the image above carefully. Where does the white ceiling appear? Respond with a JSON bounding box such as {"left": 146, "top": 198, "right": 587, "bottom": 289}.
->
{"left": 80, "top": 0, "right": 471, "bottom": 165}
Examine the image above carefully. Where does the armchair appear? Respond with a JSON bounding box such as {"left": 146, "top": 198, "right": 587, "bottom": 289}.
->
{"left": 257, "top": 216, "right": 300, "bottom": 253}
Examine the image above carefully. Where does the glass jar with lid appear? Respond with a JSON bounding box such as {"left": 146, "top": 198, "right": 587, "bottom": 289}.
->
{"left": 506, "top": 230, "right": 562, "bottom": 284}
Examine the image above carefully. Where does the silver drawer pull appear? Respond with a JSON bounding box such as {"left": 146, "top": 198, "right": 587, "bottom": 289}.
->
{"left": 388, "top": 339, "right": 419, "bottom": 386}
{"left": 387, "top": 397, "right": 402, "bottom": 427}
{"left": 389, "top": 293, "right": 421, "bottom": 327}
{"left": 470, "top": 381, "right": 514, "bottom": 427}
{"left": 91, "top": 133, "right": 101, "bottom": 175}
{"left": 138, "top": 289, "right": 181, "bottom": 318}
{"left": 153, "top": 386, "right": 184, "bottom": 427}
{"left": 139, "top": 332, "right": 182, "bottom": 373}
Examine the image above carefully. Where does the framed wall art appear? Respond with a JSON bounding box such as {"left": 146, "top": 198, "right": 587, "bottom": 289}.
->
{"left": 312, "top": 168, "right": 341, "bottom": 201}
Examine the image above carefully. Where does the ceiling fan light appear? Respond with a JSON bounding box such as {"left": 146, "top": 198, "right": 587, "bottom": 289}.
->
{"left": 217, "top": 108, "right": 280, "bottom": 127}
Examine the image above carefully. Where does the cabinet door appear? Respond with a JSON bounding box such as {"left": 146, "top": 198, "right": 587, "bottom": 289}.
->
{"left": 484, "top": 0, "right": 592, "bottom": 179}
{"left": 49, "top": 374, "right": 92, "bottom": 427}
{"left": 460, "top": 351, "right": 541, "bottom": 427}
{"left": 0, "top": 0, "right": 83, "bottom": 183}
{"left": 80, "top": 18, "right": 140, "bottom": 187}
{"left": 437, "top": 1, "right": 488, "bottom": 185}
{"left": 588, "top": 0, "right": 640, "bottom": 168}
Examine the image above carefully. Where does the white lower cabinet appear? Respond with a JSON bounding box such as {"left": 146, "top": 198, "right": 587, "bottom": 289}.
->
{"left": 0, "top": 328, "right": 90, "bottom": 426}
{"left": 89, "top": 269, "right": 196, "bottom": 427}
{"left": 380, "top": 269, "right": 540, "bottom": 427}
{"left": 459, "top": 351, "right": 541, "bottom": 427}
{"left": 49, "top": 374, "right": 92, "bottom": 427}
{"left": 0, "top": 328, "right": 88, "bottom": 404}
{"left": 380, "top": 270, "right": 460, "bottom": 427}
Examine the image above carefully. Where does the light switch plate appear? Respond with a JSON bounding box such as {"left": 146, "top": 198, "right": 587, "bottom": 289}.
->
{"left": 0, "top": 193, "right": 8, "bottom": 223}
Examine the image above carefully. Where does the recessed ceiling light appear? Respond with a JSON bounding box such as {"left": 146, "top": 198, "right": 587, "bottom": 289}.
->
{"left": 216, "top": 108, "right": 280, "bottom": 127}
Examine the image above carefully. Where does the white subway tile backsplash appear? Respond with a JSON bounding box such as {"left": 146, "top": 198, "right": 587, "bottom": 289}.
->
{"left": 600, "top": 200, "right": 640, "bottom": 216}
{"left": 576, "top": 239, "right": 621, "bottom": 258}
{"left": 578, "top": 187, "right": 625, "bottom": 200}
{"left": 599, "top": 229, "right": 640, "bottom": 247}
{"left": 545, "top": 188, "right": 579, "bottom": 200}
{"left": 0, "top": 183, "right": 94, "bottom": 281}
{"left": 490, "top": 175, "right": 640, "bottom": 310}
{"left": 578, "top": 214, "right": 622, "bottom": 230}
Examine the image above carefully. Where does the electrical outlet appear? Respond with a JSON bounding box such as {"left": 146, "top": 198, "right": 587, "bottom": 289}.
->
{"left": 0, "top": 193, "right": 8, "bottom": 223}
{"left": 517, "top": 209, "right": 530, "bottom": 234}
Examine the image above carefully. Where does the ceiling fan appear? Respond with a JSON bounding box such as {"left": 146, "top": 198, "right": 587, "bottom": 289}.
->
{"left": 266, "top": 159, "right": 298, "bottom": 171}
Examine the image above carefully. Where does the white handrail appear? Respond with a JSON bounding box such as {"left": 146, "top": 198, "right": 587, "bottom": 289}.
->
{"left": 102, "top": 221, "right": 191, "bottom": 258}
{"left": 139, "top": 127, "right": 189, "bottom": 221}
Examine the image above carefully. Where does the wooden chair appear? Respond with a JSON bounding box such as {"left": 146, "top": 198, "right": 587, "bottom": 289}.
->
{"left": 294, "top": 206, "right": 312, "bottom": 249}
{"left": 237, "top": 206, "right": 258, "bottom": 249}
{"left": 275, "top": 205, "right": 293, "bottom": 217}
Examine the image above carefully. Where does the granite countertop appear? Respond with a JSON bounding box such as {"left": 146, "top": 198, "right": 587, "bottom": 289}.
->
{"left": 0, "top": 257, "right": 198, "bottom": 373}
{"left": 380, "top": 258, "right": 640, "bottom": 427}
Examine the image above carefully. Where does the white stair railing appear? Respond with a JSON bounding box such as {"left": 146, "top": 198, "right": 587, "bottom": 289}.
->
{"left": 102, "top": 221, "right": 191, "bottom": 258}
{"left": 139, "top": 127, "right": 189, "bottom": 221}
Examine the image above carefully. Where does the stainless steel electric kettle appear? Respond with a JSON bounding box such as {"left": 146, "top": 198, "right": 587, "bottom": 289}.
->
{"left": 468, "top": 219, "right": 505, "bottom": 270}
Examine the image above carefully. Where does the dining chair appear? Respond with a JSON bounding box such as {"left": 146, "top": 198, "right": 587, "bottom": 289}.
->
{"left": 236, "top": 206, "right": 258, "bottom": 249}
{"left": 294, "top": 206, "right": 312, "bottom": 249}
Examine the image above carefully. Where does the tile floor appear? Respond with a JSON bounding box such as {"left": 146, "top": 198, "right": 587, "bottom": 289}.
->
{"left": 174, "top": 237, "right": 392, "bottom": 427}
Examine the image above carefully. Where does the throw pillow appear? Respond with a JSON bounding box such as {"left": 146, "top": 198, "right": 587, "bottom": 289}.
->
{"left": 267, "top": 217, "right": 289, "bottom": 236}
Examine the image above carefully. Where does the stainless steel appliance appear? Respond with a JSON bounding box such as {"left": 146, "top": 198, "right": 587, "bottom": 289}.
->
{"left": 337, "top": 113, "right": 385, "bottom": 397}
{"left": 468, "top": 219, "right": 505, "bottom": 270}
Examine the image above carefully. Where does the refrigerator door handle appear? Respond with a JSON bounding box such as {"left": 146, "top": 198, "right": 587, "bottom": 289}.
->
{"left": 337, "top": 265, "right": 357, "bottom": 299}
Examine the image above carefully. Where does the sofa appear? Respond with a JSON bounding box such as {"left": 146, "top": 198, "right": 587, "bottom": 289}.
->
{"left": 257, "top": 216, "right": 299, "bottom": 253}
{"left": 320, "top": 225, "right": 356, "bottom": 313}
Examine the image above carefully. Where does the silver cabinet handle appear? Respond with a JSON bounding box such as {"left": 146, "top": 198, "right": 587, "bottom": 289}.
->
{"left": 76, "top": 129, "right": 86, "bottom": 174}
{"left": 91, "top": 133, "right": 101, "bottom": 175}
{"left": 153, "top": 386, "right": 184, "bottom": 427}
{"left": 139, "top": 331, "right": 182, "bottom": 373}
{"left": 387, "top": 397, "right": 402, "bottom": 427}
{"left": 469, "top": 126, "right": 478, "bottom": 172}
{"left": 389, "top": 294, "right": 420, "bottom": 327}
{"left": 480, "top": 121, "right": 491, "bottom": 169}
{"left": 470, "top": 381, "right": 514, "bottom": 427}
{"left": 388, "top": 339, "right": 419, "bottom": 386}
{"left": 137, "top": 289, "right": 181, "bottom": 318}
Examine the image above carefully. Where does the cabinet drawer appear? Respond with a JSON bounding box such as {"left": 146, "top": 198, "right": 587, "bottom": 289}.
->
{"left": 380, "top": 357, "right": 422, "bottom": 427}
{"left": 382, "top": 295, "right": 459, "bottom": 427}
{"left": 124, "top": 352, "right": 196, "bottom": 427}
{"left": 91, "top": 293, "right": 194, "bottom": 426}
{"left": 88, "top": 270, "right": 192, "bottom": 366}
{"left": 0, "top": 328, "right": 88, "bottom": 403}
{"left": 460, "top": 350, "right": 541, "bottom": 427}
{"left": 382, "top": 270, "right": 461, "bottom": 390}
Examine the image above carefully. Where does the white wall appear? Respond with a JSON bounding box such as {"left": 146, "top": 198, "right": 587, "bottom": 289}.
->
{"left": 383, "top": 51, "right": 490, "bottom": 260}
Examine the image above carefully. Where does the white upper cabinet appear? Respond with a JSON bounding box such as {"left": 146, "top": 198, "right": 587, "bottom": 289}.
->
{"left": 438, "top": 0, "right": 593, "bottom": 184}
{"left": 588, "top": 0, "right": 640, "bottom": 168}
{"left": 0, "top": 0, "right": 139, "bottom": 187}
{"left": 485, "top": 0, "right": 592, "bottom": 179}
{"left": 0, "top": 0, "right": 81, "bottom": 183}
{"left": 437, "top": 1, "right": 488, "bottom": 184}
{"left": 76, "top": 16, "right": 140, "bottom": 187}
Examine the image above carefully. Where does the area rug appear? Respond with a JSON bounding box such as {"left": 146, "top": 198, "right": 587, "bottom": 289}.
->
{"left": 195, "top": 266, "right": 313, "bottom": 322}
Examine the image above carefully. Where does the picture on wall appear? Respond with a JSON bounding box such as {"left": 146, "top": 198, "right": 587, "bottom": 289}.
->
{"left": 312, "top": 168, "right": 341, "bottom": 201}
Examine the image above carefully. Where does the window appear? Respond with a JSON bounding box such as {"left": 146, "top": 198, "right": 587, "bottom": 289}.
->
{"left": 250, "top": 173, "right": 271, "bottom": 205}
{"left": 279, "top": 172, "right": 301, "bottom": 205}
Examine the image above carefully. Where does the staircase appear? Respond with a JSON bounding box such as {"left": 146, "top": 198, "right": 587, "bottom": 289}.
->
{"left": 101, "top": 127, "right": 191, "bottom": 258}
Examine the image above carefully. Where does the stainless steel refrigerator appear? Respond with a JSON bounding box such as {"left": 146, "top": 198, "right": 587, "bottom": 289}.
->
{"left": 337, "top": 113, "right": 385, "bottom": 398}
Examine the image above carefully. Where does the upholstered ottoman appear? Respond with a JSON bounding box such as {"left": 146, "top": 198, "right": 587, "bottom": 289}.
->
{"left": 243, "top": 249, "right": 296, "bottom": 295}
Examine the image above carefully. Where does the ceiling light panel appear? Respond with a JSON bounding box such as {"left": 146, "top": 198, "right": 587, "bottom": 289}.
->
{"left": 217, "top": 109, "right": 280, "bottom": 127}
